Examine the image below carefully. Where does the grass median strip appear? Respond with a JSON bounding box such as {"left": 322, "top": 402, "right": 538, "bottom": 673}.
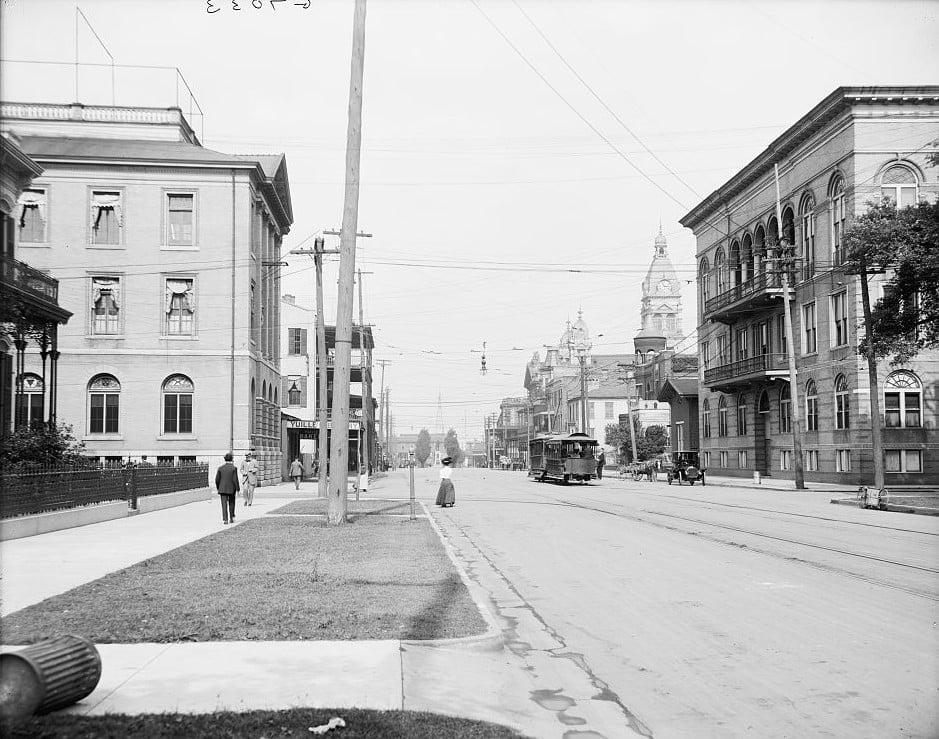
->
{"left": 268, "top": 499, "right": 414, "bottom": 516}
{"left": 1, "top": 516, "right": 487, "bottom": 643}
{"left": 1, "top": 708, "right": 528, "bottom": 738}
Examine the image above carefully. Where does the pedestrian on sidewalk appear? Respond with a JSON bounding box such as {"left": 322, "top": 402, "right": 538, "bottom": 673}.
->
{"left": 435, "top": 456, "right": 456, "bottom": 507}
{"left": 215, "top": 452, "right": 240, "bottom": 525}
{"left": 289, "top": 457, "right": 303, "bottom": 490}
{"left": 596, "top": 450, "right": 606, "bottom": 480}
{"left": 240, "top": 451, "right": 259, "bottom": 506}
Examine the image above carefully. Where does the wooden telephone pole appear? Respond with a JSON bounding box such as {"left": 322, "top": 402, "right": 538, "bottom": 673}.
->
{"left": 326, "top": 0, "right": 368, "bottom": 525}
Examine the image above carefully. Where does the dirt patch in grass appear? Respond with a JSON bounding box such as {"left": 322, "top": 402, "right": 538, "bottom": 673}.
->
{"left": 269, "top": 499, "right": 413, "bottom": 516}
{"left": 1, "top": 517, "right": 487, "bottom": 644}
{"left": 1, "top": 708, "right": 529, "bottom": 738}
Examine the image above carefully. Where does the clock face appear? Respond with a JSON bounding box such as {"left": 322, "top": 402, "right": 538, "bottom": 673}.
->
{"left": 656, "top": 279, "right": 670, "bottom": 293}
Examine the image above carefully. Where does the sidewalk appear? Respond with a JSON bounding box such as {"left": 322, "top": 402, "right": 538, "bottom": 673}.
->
{"left": 0, "top": 477, "right": 585, "bottom": 737}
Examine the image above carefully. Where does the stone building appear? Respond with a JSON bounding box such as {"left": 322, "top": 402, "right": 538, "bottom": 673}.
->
{"left": 681, "top": 86, "right": 939, "bottom": 484}
{"left": 0, "top": 102, "right": 293, "bottom": 483}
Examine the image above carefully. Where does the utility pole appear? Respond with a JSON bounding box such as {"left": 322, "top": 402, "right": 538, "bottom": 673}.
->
{"left": 774, "top": 164, "right": 805, "bottom": 489}
{"left": 375, "top": 359, "right": 391, "bottom": 469}
{"left": 578, "top": 351, "right": 588, "bottom": 434}
{"left": 326, "top": 0, "right": 368, "bottom": 526}
{"left": 356, "top": 269, "right": 374, "bottom": 485}
{"left": 616, "top": 363, "right": 640, "bottom": 464}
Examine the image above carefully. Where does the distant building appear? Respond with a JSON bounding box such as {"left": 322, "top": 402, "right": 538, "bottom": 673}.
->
{"left": 682, "top": 86, "right": 939, "bottom": 483}
{"left": 279, "top": 294, "right": 315, "bottom": 478}
{"left": 1, "top": 101, "right": 293, "bottom": 481}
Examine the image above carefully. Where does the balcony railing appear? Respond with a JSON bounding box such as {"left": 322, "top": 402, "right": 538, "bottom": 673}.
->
{"left": 703, "top": 352, "right": 789, "bottom": 389}
{"left": 1, "top": 255, "right": 59, "bottom": 302}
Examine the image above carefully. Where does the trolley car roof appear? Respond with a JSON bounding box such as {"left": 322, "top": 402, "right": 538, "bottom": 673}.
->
{"left": 531, "top": 432, "right": 598, "bottom": 444}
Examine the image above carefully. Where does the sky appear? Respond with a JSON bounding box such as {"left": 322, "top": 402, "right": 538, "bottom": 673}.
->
{"left": 3, "top": 0, "right": 938, "bottom": 441}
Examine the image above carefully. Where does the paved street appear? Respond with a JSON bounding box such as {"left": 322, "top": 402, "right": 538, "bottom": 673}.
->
{"left": 411, "top": 467, "right": 939, "bottom": 738}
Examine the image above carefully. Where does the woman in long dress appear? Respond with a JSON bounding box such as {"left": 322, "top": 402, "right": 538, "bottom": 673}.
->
{"left": 435, "top": 456, "right": 456, "bottom": 507}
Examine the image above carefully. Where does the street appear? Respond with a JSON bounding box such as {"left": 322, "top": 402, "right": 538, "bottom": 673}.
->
{"left": 411, "top": 467, "right": 939, "bottom": 738}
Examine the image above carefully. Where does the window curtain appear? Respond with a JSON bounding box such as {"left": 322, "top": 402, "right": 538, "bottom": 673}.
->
{"left": 18, "top": 190, "right": 46, "bottom": 225}
{"left": 92, "top": 277, "right": 121, "bottom": 308}
{"left": 165, "top": 279, "right": 194, "bottom": 314}
{"left": 90, "top": 192, "right": 123, "bottom": 229}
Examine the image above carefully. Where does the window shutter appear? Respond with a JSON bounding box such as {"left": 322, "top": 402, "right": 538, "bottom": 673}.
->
{"left": 300, "top": 377, "right": 308, "bottom": 406}
{"left": 281, "top": 376, "right": 289, "bottom": 404}
{"left": 300, "top": 329, "right": 308, "bottom": 356}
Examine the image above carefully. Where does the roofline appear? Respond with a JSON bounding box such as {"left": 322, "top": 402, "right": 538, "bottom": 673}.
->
{"left": 679, "top": 85, "right": 939, "bottom": 229}
{"left": 0, "top": 134, "right": 44, "bottom": 178}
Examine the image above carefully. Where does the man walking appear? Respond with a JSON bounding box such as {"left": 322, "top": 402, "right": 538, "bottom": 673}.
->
{"left": 240, "top": 451, "right": 259, "bottom": 506}
{"left": 289, "top": 456, "right": 303, "bottom": 490}
{"left": 215, "top": 452, "right": 240, "bottom": 525}
{"left": 596, "top": 450, "right": 606, "bottom": 480}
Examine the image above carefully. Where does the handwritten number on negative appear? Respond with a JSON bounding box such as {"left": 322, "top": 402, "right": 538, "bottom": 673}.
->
{"left": 252, "top": 0, "right": 262, "bottom": 8}
{"left": 270, "top": 0, "right": 286, "bottom": 7}
{"left": 231, "top": 0, "right": 241, "bottom": 9}
{"left": 207, "top": 0, "right": 220, "bottom": 12}
{"left": 295, "top": 0, "right": 310, "bottom": 6}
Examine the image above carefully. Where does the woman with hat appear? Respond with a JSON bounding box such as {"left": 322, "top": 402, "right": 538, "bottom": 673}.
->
{"left": 435, "top": 457, "right": 456, "bottom": 507}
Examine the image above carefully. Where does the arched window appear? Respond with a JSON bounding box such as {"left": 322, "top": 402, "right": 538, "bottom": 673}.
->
{"left": 805, "top": 379, "right": 818, "bottom": 432}
{"left": 736, "top": 394, "right": 748, "bottom": 435}
{"left": 718, "top": 396, "right": 728, "bottom": 437}
{"left": 15, "top": 373, "right": 44, "bottom": 428}
{"left": 758, "top": 391, "right": 770, "bottom": 414}
{"left": 753, "top": 225, "right": 766, "bottom": 274}
{"left": 782, "top": 206, "right": 795, "bottom": 247}
{"left": 89, "top": 374, "right": 120, "bottom": 434}
{"left": 715, "top": 248, "right": 726, "bottom": 293}
{"left": 730, "top": 240, "right": 742, "bottom": 286}
{"left": 288, "top": 379, "right": 302, "bottom": 406}
{"left": 163, "top": 375, "right": 194, "bottom": 434}
{"left": 702, "top": 398, "right": 712, "bottom": 438}
{"left": 799, "top": 193, "right": 816, "bottom": 280}
{"left": 741, "top": 233, "right": 753, "bottom": 283}
{"left": 834, "top": 374, "right": 850, "bottom": 430}
{"left": 884, "top": 370, "right": 921, "bottom": 428}
{"left": 880, "top": 164, "right": 918, "bottom": 208}
{"left": 829, "top": 174, "right": 846, "bottom": 265}
{"left": 766, "top": 215, "right": 779, "bottom": 248}
{"left": 699, "top": 257, "right": 711, "bottom": 305}
{"left": 779, "top": 384, "right": 791, "bottom": 433}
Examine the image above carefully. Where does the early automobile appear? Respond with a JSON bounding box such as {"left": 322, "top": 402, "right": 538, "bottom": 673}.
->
{"left": 662, "top": 451, "right": 706, "bottom": 486}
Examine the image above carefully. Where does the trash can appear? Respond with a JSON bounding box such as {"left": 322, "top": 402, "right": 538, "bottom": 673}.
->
{"left": 0, "top": 634, "right": 101, "bottom": 718}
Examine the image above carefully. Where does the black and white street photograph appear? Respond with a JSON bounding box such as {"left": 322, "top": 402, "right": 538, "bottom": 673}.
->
{"left": 1, "top": 1, "right": 937, "bottom": 736}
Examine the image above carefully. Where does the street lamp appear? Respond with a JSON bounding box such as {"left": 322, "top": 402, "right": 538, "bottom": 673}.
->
{"left": 576, "top": 340, "right": 588, "bottom": 434}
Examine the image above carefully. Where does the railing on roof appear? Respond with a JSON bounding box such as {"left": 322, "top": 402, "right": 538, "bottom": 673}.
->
{"left": 1, "top": 254, "right": 59, "bottom": 302}
{"left": 0, "top": 60, "right": 205, "bottom": 142}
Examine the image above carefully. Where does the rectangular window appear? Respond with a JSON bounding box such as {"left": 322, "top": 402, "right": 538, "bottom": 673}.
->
{"left": 754, "top": 321, "right": 769, "bottom": 356}
{"left": 717, "top": 334, "right": 728, "bottom": 365}
{"left": 885, "top": 449, "right": 922, "bottom": 473}
{"left": 738, "top": 450, "right": 748, "bottom": 468}
{"left": 588, "top": 402, "right": 595, "bottom": 420}
{"left": 836, "top": 392, "right": 850, "bottom": 430}
{"left": 735, "top": 328, "right": 749, "bottom": 361}
{"left": 91, "top": 191, "right": 122, "bottom": 245}
{"left": 165, "top": 278, "right": 195, "bottom": 336}
{"left": 832, "top": 190, "right": 846, "bottom": 265}
{"left": 675, "top": 422, "right": 684, "bottom": 451}
{"left": 805, "top": 449, "right": 819, "bottom": 471}
{"left": 91, "top": 276, "right": 121, "bottom": 335}
{"left": 90, "top": 393, "right": 119, "bottom": 434}
{"left": 802, "top": 302, "right": 817, "bottom": 354}
{"left": 719, "top": 450, "right": 728, "bottom": 468}
{"left": 157, "top": 456, "right": 175, "bottom": 467}
{"left": 703, "top": 411, "right": 712, "bottom": 439}
{"left": 836, "top": 449, "right": 851, "bottom": 473}
{"left": 288, "top": 328, "right": 308, "bottom": 356}
{"left": 806, "top": 396, "right": 818, "bottom": 432}
{"left": 718, "top": 406, "right": 728, "bottom": 437}
{"left": 701, "top": 341, "right": 711, "bottom": 370}
{"left": 780, "top": 395, "right": 792, "bottom": 433}
{"left": 801, "top": 211, "right": 815, "bottom": 280}
{"left": 777, "top": 315, "right": 787, "bottom": 356}
{"left": 780, "top": 449, "right": 792, "bottom": 470}
{"left": 831, "top": 291, "right": 848, "bottom": 347}
{"left": 737, "top": 403, "right": 748, "bottom": 435}
{"left": 604, "top": 402, "right": 614, "bottom": 420}
{"left": 703, "top": 451, "right": 710, "bottom": 469}
{"left": 166, "top": 193, "right": 194, "bottom": 246}
{"left": 18, "top": 188, "right": 47, "bottom": 243}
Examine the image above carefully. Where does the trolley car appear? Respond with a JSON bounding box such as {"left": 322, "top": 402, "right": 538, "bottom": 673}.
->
{"left": 528, "top": 432, "right": 599, "bottom": 484}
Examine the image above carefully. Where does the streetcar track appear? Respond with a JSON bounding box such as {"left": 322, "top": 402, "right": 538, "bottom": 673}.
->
{"left": 553, "top": 498, "right": 939, "bottom": 602}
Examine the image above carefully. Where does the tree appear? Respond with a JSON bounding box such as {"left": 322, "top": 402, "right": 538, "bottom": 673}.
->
{"left": 414, "top": 428, "right": 432, "bottom": 467}
{"left": 444, "top": 428, "right": 464, "bottom": 465}
{"left": 843, "top": 199, "right": 939, "bottom": 362}
{"left": 0, "top": 423, "right": 88, "bottom": 472}
{"left": 605, "top": 415, "right": 641, "bottom": 463}
{"left": 637, "top": 425, "right": 669, "bottom": 461}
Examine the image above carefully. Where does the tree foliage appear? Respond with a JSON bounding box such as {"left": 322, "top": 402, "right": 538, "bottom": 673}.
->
{"left": 637, "top": 425, "right": 669, "bottom": 460}
{"left": 0, "top": 423, "right": 89, "bottom": 471}
{"left": 843, "top": 199, "right": 939, "bottom": 362}
{"left": 443, "top": 428, "right": 464, "bottom": 465}
{"left": 414, "top": 428, "right": 432, "bottom": 467}
{"left": 605, "top": 419, "right": 669, "bottom": 462}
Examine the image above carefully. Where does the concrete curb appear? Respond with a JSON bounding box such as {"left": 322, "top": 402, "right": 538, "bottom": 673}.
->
{"left": 829, "top": 497, "right": 939, "bottom": 516}
{"left": 406, "top": 500, "right": 505, "bottom": 652}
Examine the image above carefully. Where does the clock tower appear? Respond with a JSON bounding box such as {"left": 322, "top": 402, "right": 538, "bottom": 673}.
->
{"left": 636, "top": 225, "right": 684, "bottom": 350}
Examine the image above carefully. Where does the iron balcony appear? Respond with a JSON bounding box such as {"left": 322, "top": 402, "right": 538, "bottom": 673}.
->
{"left": 703, "top": 352, "right": 790, "bottom": 392}
{"left": 704, "top": 270, "right": 787, "bottom": 324}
